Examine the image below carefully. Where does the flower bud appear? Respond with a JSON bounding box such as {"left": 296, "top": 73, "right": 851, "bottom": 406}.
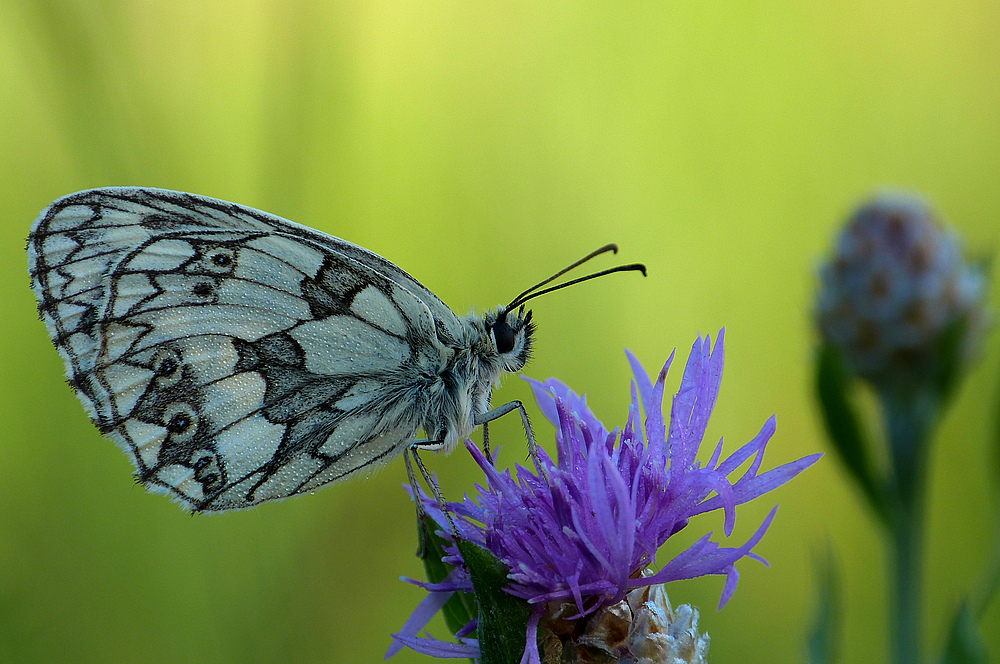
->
{"left": 816, "top": 192, "right": 985, "bottom": 389}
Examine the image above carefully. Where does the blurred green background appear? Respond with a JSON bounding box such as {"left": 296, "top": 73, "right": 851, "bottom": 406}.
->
{"left": 2, "top": 2, "right": 998, "bottom": 663}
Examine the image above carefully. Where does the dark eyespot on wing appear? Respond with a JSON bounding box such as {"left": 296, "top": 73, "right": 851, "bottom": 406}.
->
{"left": 191, "top": 279, "right": 216, "bottom": 300}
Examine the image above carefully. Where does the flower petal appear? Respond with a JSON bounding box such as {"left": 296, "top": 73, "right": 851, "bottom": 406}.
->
{"left": 519, "top": 612, "right": 543, "bottom": 664}
{"left": 524, "top": 376, "right": 560, "bottom": 428}
{"left": 669, "top": 333, "right": 725, "bottom": 470}
{"left": 626, "top": 348, "right": 656, "bottom": 416}
{"left": 387, "top": 634, "right": 480, "bottom": 660}
{"left": 386, "top": 570, "right": 462, "bottom": 659}
{"left": 693, "top": 453, "right": 822, "bottom": 516}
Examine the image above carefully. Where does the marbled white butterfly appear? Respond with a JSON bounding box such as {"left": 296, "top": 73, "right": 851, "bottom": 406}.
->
{"left": 28, "top": 188, "right": 644, "bottom": 512}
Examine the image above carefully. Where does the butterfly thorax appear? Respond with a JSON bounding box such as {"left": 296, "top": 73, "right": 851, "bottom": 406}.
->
{"left": 420, "top": 307, "right": 534, "bottom": 452}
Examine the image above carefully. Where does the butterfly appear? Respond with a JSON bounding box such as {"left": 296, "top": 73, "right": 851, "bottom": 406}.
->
{"left": 28, "top": 187, "right": 644, "bottom": 512}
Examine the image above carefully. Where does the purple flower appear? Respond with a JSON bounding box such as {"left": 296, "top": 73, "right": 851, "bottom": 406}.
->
{"left": 388, "top": 331, "right": 821, "bottom": 662}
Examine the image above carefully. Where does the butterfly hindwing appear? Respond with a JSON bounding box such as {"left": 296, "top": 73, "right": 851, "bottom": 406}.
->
{"left": 29, "top": 187, "right": 460, "bottom": 511}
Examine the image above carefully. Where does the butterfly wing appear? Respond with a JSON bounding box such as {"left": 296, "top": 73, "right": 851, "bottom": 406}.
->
{"left": 28, "top": 187, "right": 461, "bottom": 511}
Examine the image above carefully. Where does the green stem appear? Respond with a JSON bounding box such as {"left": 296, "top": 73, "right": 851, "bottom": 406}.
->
{"left": 882, "top": 388, "right": 936, "bottom": 664}
{"left": 889, "top": 495, "right": 925, "bottom": 664}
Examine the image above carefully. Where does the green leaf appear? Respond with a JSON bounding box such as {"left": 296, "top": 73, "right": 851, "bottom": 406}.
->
{"left": 456, "top": 539, "right": 532, "bottom": 664}
{"left": 939, "top": 602, "right": 989, "bottom": 664}
{"left": 807, "top": 546, "right": 841, "bottom": 664}
{"left": 933, "top": 316, "right": 971, "bottom": 404}
{"left": 815, "top": 343, "right": 890, "bottom": 525}
{"left": 419, "top": 514, "right": 478, "bottom": 637}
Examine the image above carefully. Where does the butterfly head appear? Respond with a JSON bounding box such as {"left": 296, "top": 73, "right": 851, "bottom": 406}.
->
{"left": 485, "top": 305, "right": 535, "bottom": 372}
{"left": 478, "top": 245, "right": 644, "bottom": 377}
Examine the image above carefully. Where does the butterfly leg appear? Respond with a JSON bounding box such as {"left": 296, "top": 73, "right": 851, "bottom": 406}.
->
{"left": 475, "top": 400, "right": 550, "bottom": 483}
{"left": 405, "top": 443, "right": 460, "bottom": 558}
{"left": 403, "top": 449, "right": 431, "bottom": 557}
{"left": 481, "top": 421, "right": 494, "bottom": 466}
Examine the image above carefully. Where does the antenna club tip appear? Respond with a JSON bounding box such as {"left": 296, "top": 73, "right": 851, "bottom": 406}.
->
{"left": 638, "top": 264, "right": 647, "bottom": 277}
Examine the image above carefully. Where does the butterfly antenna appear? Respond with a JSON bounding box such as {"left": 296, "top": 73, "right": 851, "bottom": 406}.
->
{"left": 505, "top": 244, "right": 620, "bottom": 310}
{"left": 506, "top": 245, "right": 646, "bottom": 310}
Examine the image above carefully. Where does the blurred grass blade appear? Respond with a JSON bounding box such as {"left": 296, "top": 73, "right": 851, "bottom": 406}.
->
{"left": 456, "top": 539, "right": 531, "bottom": 664}
{"left": 815, "top": 343, "right": 889, "bottom": 525}
{"left": 971, "top": 516, "right": 1000, "bottom": 623}
{"left": 994, "top": 359, "right": 1000, "bottom": 487}
{"left": 940, "top": 602, "right": 988, "bottom": 664}
{"left": 807, "top": 545, "right": 842, "bottom": 664}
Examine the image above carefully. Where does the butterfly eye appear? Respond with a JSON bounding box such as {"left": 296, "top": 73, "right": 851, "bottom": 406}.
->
{"left": 492, "top": 319, "right": 516, "bottom": 354}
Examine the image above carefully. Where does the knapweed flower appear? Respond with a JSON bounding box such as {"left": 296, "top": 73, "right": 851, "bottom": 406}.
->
{"left": 388, "top": 331, "right": 820, "bottom": 663}
{"left": 816, "top": 192, "right": 986, "bottom": 388}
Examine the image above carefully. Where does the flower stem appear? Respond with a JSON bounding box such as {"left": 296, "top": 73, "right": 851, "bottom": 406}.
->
{"left": 882, "top": 387, "right": 937, "bottom": 664}
{"left": 889, "top": 495, "right": 925, "bottom": 664}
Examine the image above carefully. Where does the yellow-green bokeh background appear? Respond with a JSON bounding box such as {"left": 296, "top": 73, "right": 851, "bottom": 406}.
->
{"left": 2, "top": 2, "right": 999, "bottom": 663}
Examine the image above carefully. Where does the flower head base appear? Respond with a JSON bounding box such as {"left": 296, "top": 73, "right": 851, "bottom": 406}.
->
{"left": 540, "top": 571, "right": 710, "bottom": 664}
{"left": 816, "top": 192, "right": 986, "bottom": 388}
{"left": 389, "top": 331, "right": 820, "bottom": 663}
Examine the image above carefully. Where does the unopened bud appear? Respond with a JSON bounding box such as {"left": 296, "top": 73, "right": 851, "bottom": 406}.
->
{"left": 816, "top": 192, "right": 985, "bottom": 388}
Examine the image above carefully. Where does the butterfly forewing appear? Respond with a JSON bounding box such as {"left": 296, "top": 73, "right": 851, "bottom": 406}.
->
{"left": 28, "top": 188, "right": 470, "bottom": 511}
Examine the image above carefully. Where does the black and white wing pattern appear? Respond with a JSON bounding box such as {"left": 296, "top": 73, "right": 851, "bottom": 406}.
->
{"left": 28, "top": 187, "right": 531, "bottom": 512}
